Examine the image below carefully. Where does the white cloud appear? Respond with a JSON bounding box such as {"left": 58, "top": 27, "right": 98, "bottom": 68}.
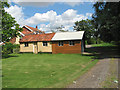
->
{"left": 4, "top": 5, "right": 25, "bottom": 26}
{"left": 35, "top": 9, "right": 92, "bottom": 32}
{"left": 86, "top": 13, "right": 93, "bottom": 17}
{"left": 61, "top": 9, "right": 77, "bottom": 20}
{"left": 25, "top": 10, "right": 57, "bottom": 25}
{"left": 5, "top": 5, "right": 93, "bottom": 32}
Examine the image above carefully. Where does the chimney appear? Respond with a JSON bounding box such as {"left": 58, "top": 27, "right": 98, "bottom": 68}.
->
{"left": 36, "top": 26, "right": 38, "bottom": 29}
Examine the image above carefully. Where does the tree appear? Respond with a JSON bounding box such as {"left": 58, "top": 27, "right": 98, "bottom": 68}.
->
{"left": 1, "top": 1, "right": 23, "bottom": 42}
{"left": 51, "top": 25, "right": 67, "bottom": 32}
{"left": 74, "top": 19, "right": 95, "bottom": 44}
{"left": 1, "top": 1, "right": 23, "bottom": 57}
{"left": 92, "top": 2, "right": 120, "bottom": 42}
{"left": 56, "top": 25, "right": 66, "bottom": 32}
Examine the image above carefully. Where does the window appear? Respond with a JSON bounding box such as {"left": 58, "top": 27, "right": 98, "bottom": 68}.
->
{"left": 69, "top": 41, "right": 75, "bottom": 46}
{"left": 43, "top": 41, "right": 48, "bottom": 46}
{"left": 24, "top": 42, "right": 28, "bottom": 47}
{"left": 58, "top": 41, "right": 63, "bottom": 46}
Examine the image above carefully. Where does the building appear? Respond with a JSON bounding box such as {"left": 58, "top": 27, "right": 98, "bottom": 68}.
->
{"left": 19, "top": 31, "right": 85, "bottom": 54}
{"left": 22, "top": 25, "right": 44, "bottom": 35}
{"left": 51, "top": 31, "right": 85, "bottom": 54}
{"left": 19, "top": 33, "right": 55, "bottom": 54}
{"left": 10, "top": 25, "right": 44, "bottom": 44}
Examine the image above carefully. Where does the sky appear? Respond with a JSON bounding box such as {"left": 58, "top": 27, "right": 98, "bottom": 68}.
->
{"left": 5, "top": 0, "right": 95, "bottom": 32}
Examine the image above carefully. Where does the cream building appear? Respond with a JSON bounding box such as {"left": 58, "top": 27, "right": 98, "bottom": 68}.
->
{"left": 19, "top": 33, "right": 55, "bottom": 54}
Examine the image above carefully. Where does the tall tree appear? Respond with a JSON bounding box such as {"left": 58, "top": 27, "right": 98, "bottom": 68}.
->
{"left": 92, "top": 2, "right": 120, "bottom": 42}
{"left": 74, "top": 19, "right": 95, "bottom": 44}
{"left": 1, "top": 1, "right": 23, "bottom": 42}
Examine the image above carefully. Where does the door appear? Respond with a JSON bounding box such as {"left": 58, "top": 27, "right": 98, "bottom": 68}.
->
{"left": 33, "top": 42, "right": 38, "bottom": 54}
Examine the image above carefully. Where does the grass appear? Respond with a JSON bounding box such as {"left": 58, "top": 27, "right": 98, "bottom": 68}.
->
{"left": 91, "top": 43, "right": 116, "bottom": 47}
{"left": 2, "top": 53, "right": 98, "bottom": 88}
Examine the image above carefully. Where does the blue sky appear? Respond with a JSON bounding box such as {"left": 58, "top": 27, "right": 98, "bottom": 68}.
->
{"left": 21, "top": 2, "right": 94, "bottom": 18}
{"left": 6, "top": 1, "right": 95, "bottom": 32}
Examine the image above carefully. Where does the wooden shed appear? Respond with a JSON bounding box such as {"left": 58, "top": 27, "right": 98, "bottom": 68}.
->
{"left": 51, "top": 31, "right": 85, "bottom": 54}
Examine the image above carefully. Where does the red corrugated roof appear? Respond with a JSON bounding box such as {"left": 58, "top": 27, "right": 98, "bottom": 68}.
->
{"left": 20, "top": 33, "right": 55, "bottom": 42}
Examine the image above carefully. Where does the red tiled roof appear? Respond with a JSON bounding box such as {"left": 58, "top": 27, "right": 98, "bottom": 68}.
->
{"left": 22, "top": 27, "right": 33, "bottom": 35}
{"left": 20, "top": 33, "right": 55, "bottom": 42}
{"left": 21, "top": 25, "right": 44, "bottom": 35}
{"left": 25, "top": 25, "right": 44, "bottom": 33}
{"left": 10, "top": 37, "right": 16, "bottom": 44}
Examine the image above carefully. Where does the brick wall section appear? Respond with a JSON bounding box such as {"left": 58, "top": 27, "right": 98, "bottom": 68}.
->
{"left": 52, "top": 40, "right": 82, "bottom": 54}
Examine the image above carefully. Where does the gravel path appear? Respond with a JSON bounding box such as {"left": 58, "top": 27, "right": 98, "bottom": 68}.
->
{"left": 67, "top": 45, "right": 119, "bottom": 88}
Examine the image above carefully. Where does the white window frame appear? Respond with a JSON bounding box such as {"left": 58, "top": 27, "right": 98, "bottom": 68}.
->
{"left": 69, "top": 41, "right": 75, "bottom": 46}
{"left": 58, "top": 41, "right": 63, "bottom": 46}
{"left": 43, "top": 41, "right": 48, "bottom": 46}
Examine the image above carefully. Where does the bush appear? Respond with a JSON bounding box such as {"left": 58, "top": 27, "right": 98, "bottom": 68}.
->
{"left": 86, "top": 38, "right": 97, "bottom": 45}
{"left": 13, "top": 44, "right": 20, "bottom": 54}
{"left": 2, "top": 43, "right": 20, "bottom": 58}
{"left": 2, "top": 42, "right": 14, "bottom": 58}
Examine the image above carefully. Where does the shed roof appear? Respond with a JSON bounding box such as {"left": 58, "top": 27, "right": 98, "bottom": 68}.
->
{"left": 51, "top": 31, "right": 84, "bottom": 41}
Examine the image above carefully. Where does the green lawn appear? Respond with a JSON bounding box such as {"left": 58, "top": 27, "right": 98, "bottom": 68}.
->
{"left": 91, "top": 43, "right": 116, "bottom": 47}
{"left": 2, "top": 53, "right": 98, "bottom": 88}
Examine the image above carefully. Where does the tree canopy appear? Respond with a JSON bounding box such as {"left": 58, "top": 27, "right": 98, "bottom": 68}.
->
{"left": 74, "top": 19, "right": 95, "bottom": 44}
{"left": 1, "top": 1, "right": 23, "bottom": 42}
{"left": 92, "top": 2, "right": 120, "bottom": 42}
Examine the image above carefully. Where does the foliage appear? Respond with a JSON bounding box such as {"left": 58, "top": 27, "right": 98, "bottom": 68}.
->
{"left": 74, "top": 19, "right": 95, "bottom": 44}
{"left": 13, "top": 44, "right": 20, "bottom": 54}
{"left": 1, "top": 1, "right": 23, "bottom": 42}
{"left": 2, "top": 54, "right": 98, "bottom": 88}
{"left": 2, "top": 42, "right": 20, "bottom": 57}
{"left": 92, "top": 43, "right": 116, "bottom": 47}
{"left": 13, "top": 44, "right": 20, "bottom": 49}
{"left": 59, "top": 30, "right": 68, "bottom": 32}
{"left": 53, "top": 25, "right": 68, "bottom": 32}
{"left": 2, "top": 42, "right": 14, "bottom": 57}
{"left": 92, "top": 2, "right": 120, "bottom": 42}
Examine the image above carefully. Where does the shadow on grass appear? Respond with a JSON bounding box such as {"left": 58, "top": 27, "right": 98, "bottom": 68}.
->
{"left": 2, "top": 54, "right": 19, "bottom": 59}
{"left": 83, "top": 45, "right": 120, "bottom": 60}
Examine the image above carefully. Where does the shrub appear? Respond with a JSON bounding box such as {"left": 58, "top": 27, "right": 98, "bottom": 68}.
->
{"left": 13, "top": 44, "right": 20, "bottom": 54}
{"left": 2, "top": 42, "right": 14, "bottom": 58}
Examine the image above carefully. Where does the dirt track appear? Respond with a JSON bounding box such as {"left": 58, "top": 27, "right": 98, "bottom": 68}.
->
{"left": 67, "top": 45, "right": 119, "bottom": 88}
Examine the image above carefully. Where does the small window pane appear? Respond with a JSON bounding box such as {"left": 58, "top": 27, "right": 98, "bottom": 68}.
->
{"left": 43, "top": 41, "right": 48, "bottom": 46}
{"left": 69, "top": 41, "right": 75, "bottom": 46}
{"left": 24, "top": 42, "right": 28, "bottom": 47}
{"left": 58, "top": 41, "right": 63, "bottom": 46}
